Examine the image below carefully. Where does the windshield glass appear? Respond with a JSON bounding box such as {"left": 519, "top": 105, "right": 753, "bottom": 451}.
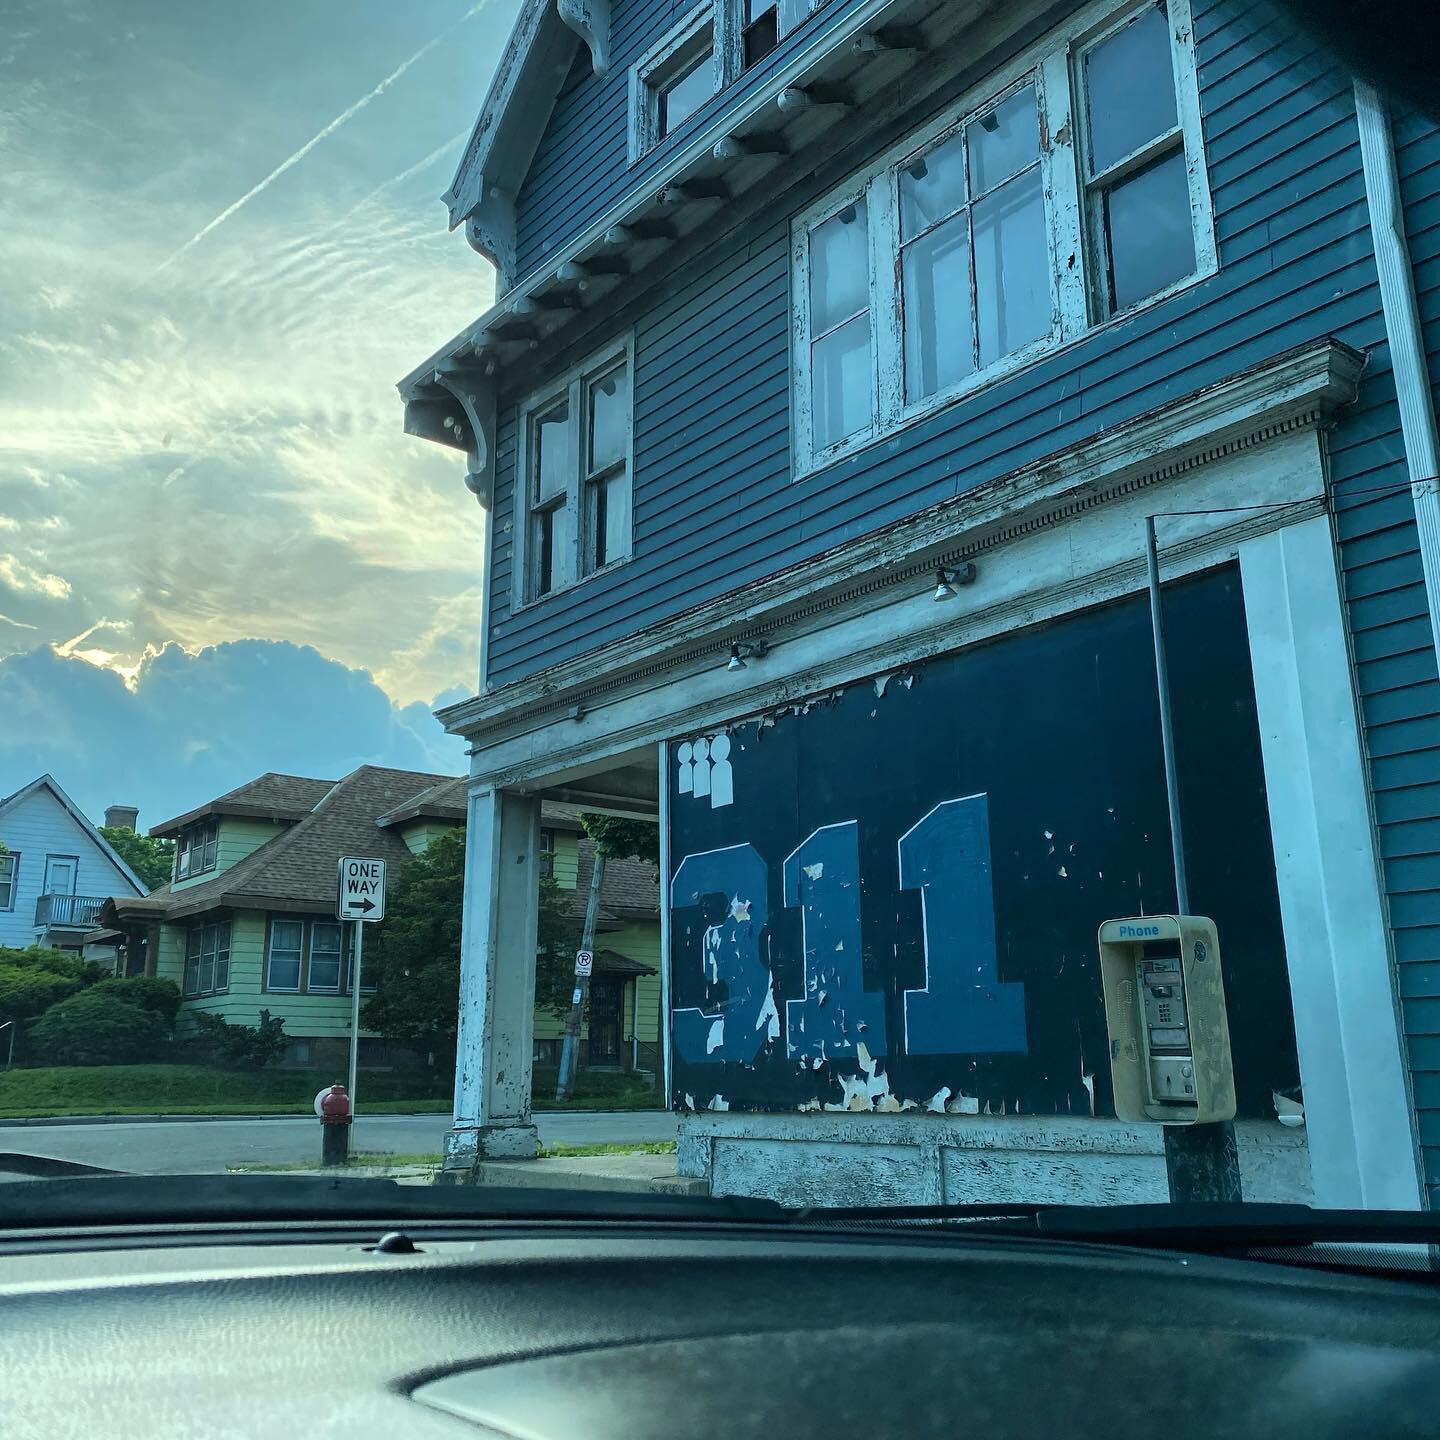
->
{"left": 0, "top": 0, "right": 1431, "bottom": 1220}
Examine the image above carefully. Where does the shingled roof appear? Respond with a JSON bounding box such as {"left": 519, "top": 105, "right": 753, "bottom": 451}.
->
{"left": 150, "top": 772, "right": 339, "bottom": 838}
{"left": 137, "top": 767, "right": 452, "bottom": 922}
{"left": 105, "top": 765, "right": 659, "bottom": 927}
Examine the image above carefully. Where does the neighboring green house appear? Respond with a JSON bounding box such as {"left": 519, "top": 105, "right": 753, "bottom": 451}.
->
{"left": 93, "top": 767, "right": 662, "bottom": 1072}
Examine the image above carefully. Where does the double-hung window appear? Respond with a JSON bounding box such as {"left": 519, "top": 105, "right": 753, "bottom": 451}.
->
{"left": 184, "top": 921, "right": 231, "bottom": 997}
{"left": 792, "top": 0, "right": 1213, "bottom": 475}
{"left": 520, "top": 340, "right": 632, "bottom": 604}
{"left": 307, "top": 921, "right": 344, "bottom": 992}
{"left": 0, "top": 851, "right": 18, "bottom": 910}
{"left": 176, "top": 820, "right": 217, "bottom": 881}
{"left": 631, "top": 1, "right": 821, "bottom": 158}
{"left": 266, "top": 919, "right": 304, "bottom": 992}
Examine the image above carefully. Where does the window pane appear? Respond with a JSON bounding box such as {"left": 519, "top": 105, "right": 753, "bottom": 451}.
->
{"left": 198, "top": 927, "right": 216, "bottom": 994}
{"left": 809, "top": 200, "right": 869, "bottom": 334}
{"left": 602, "top": 470, "right": 630, "bottom": 566}
{"left": 534, "top": 401, "right": 571, "bottom": 503}
{"left": 812, "top": 311, "right": 872, "bottom": 450}
{"left": 552, "top": 497, "right": 576, "bottom": 589}
{"left": 536, "top": 508, "right": 554, "bottom": 596}
{"left": 269, "top": 921, "right": 303, "bottom": 990}
{"left": 213, "top": 926, "right": 230, "bottom": 992}
{"left": 973, "top": 166, "right": 1050, "bottom": 367}
{"left": 902, "top": 215, "right": 974, "bottom": 403}
{"left": 588, "top": 366, "right": 628, "bottom": 473}
{"left": 900, "top": 132, "right": 966, "bottom": 241}
{"left": 660, "top": 46, "right": 713, "bottom": 135}
{"left": 1105, "top": 147, "right": 1195, "bottom": 310}
{"left": 309, "top": 921, "right": 342, "bottom": 990}
{"left": 968, "top": 85, "right": 1038, "bottom": 195}
{"left": 743, "top": 4, "right": 777, "bottom": 67}
{"left": 1085, "top": 5, "right": 1178, "bottom": 173}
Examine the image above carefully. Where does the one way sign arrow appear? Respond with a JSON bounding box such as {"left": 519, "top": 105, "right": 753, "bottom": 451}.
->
{"left": 337, "top": 856, "right": 387, "bottom": 922}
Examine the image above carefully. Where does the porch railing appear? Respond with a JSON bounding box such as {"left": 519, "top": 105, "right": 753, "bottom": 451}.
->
{"left": 34, "top": 893, "right": 106, "bottom": 930}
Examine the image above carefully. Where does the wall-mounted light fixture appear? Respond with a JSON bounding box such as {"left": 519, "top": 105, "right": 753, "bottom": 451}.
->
{"left": 932, "top": 561, "right": 977, "bottom": 601}
{"left": 726, "top": 640, "right": 770, "bottom": 672}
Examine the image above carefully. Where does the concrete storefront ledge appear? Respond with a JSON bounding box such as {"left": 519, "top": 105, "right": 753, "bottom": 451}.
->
{"left": 678, "top": 1112, "right": 1313, "bottom": 1208}
{"left": 471, "top": 1154, "right": 705, "bottom": 1196}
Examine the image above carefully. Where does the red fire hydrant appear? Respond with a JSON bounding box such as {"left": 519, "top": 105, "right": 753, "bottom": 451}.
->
{"left": 319, "top": 1083, "right": 352, "bottom": 1168}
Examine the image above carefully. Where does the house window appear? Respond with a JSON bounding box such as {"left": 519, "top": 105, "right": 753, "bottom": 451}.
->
{"left": 175, "top": 820, "right": 218, "bottom": 880}
{"left": 183, "top": 921, "right": 231, "bottom": 997}
{"left": 791, "top": 0, "right": 1213, "bottom": 475}
{"left": 539, "top": 828, "right": 555, "bottom": 879}
{"left": 344, "top": 929, "right": 376, "bottom": 995}
{"left": 0, "top": 852, "right": 17, "bottom": 910}
{"left": 520, "top": 341, "right": 633, "bottom": 603}
{"left": 630, "top": 1, "right": 820, "bottom": 159}
{"left": 266, "top": 919, "right": 304, "bottom": 992}
{"left": 1077, "top": 3, "right": 1196, "bottom": 315}
{"left": 307, "top": 921, "right": 344, "bottom": 992}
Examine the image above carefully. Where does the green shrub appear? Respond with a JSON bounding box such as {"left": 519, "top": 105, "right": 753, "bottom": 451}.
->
{"left": 189, "top": 1009, "right": 288, "bottom": 1070}
{"left": 89, "top": 976, "right": 182, "bottom": 1027}
{"left": 0, "top": 965, "right": 83, "bottom": 1022}
{"left": 0, "top": 945, "right": 99, "bottom": 983}
{"left": 29, "top": 991, "right": 170, "bottom": 1066}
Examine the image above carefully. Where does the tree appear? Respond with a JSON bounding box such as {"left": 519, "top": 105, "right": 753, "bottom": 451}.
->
{"left": 555, "top": 815, "right": 660, "bottom": 1100}
{"left": 99, "top": 826, "right": 175, "bottom": 892}
{"left": 362, "top": 827, "right": 583, "bottom": 1072}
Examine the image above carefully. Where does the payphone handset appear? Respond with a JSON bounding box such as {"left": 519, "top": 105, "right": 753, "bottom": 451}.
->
{"left": 1097, "top": 915, "right": 1236, "bottom": 1125}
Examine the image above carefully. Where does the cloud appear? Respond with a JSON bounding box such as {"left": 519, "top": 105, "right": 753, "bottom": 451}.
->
{"left": 0, "top": 554, "right": 71, "bottom": 600}
{"left": 0, "top": 641, "right": 466, "bottom": 828}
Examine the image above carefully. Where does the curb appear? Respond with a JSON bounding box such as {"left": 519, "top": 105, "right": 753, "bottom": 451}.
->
{"left": 0, "top": 1110, "right": 449, "bottom": 1128}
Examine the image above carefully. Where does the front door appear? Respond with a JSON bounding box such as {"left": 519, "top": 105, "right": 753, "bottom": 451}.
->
{"left": 43, "top": 855, "right": 78, "bottom": 896}
{"left": 588, "top": 975, "right": 624, "bottom": 1067}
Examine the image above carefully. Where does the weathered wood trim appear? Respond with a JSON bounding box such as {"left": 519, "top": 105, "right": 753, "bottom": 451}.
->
{"left": 557, "top": 0, "right": 611, "bottom": 78}
{"left": 442, "top": 338, "right": 1363, "bottom": 749}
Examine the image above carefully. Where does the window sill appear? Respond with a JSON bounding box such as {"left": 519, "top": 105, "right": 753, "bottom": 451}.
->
{"left": 183, "top": 989, "right": 230, "bottom": 1001}
{"left": 513, "top": 552, "right": 634, "bottom": 615}
{"left": 793, "top": 264, "right": 1215, "bottom": 483}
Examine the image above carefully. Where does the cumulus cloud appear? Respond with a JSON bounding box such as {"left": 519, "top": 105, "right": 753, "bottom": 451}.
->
{"left": 0, "top": 641, "right": 466, "bottom": 828}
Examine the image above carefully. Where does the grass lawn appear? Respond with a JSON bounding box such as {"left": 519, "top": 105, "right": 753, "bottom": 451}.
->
{"left": 227, "top": 1140, "right": 676, "bottom": 1173}
{"left": 0, "top": 1064, "right": 663, "bottom": 1118}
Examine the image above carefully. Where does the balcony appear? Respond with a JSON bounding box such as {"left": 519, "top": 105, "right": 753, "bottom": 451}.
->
{"left": 34, "top": 893, "right": 107, "bottom": 931}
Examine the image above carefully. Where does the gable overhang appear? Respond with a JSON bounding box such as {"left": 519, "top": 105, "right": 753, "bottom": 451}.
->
{"left": 149, "top": 801, "right": 313, "bottom": 840}
{"left": 445, "top": 1, "right": 610, "bottom": 274}
{"left": 402, "top": 0, "right": 1055, "bottom": 481}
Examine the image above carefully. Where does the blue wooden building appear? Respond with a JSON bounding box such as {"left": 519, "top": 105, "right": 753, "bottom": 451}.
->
{"left": 401, "top": 0, "right": 1440, "bottom": 1208}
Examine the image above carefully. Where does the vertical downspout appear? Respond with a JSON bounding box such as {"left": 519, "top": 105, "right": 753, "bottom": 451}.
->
{"left": 1355, "top": 81, "right": 1440, "bottom": 655}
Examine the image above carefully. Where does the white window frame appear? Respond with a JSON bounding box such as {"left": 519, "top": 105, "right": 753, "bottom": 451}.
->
{"left": 184, "top": 920, "right": 231, "bottom": 998}
{"left": 790, "top": 0, "right": 1215, "bottom": 478}
{"left": 514, "top": 336, "right": 634, "bottom": 609}
{"left": 628, "top": 0, "right": 825, "bottom": 161}
{"left": 265, "top": 917, "right": 305, "bottom": 994}
{"left": 0, "top": 851, "right": 18, "bottom": 911}
{"left": 307, "top": 920, "right": 345, "bottom": 994}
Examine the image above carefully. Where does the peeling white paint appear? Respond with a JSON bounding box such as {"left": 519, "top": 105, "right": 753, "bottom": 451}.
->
{"left": 927, "top": 1087, "right": 952, "bottom": 1113}
{"left": 1058, "top": 866, "right": 1068, "bottom": 878}
{"left": 729, "top": 895, "right": 752, "bottom": 922}
{"left": 706, "top": 1018, "right": 724, "bottom": 1054}
{"left": 803, "top": 862, "right": 825, "bottom": 881}
{"left": 947, "top": 1093, "right": 981, "bottom": 1115}
{"left": 708, "top": 1095, "right": 730, "bottom": 1112}
{"left": 1081, "top": 1070, "right": 1096, "bottom": 1116}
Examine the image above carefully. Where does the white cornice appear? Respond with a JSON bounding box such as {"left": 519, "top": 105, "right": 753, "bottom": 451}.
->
{"left": 439, "top": 338, "right": 1364, "bottom": 750}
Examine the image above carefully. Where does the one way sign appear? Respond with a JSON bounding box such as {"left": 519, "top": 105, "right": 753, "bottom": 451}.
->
{"left": 337, "top": 856, "right": 387, "bottom": 922}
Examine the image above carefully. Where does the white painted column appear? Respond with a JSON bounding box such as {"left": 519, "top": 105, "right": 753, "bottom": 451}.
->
{"left": 1239, "top": 516, "right": 1422, "bottom": 1208}
{"left": 442, "top": 785, "right": 542, "bottom": 1176}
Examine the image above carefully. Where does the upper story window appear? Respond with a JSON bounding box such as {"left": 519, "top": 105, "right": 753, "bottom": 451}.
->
{"left": 183, "top": 920, "right": 231, "bottom": 998}
{"left": 791, "top": 0, "right": 1214, "bottom": 476}
{"left": 630, "top": 0, "right": 823, "bottom": 160}
{"left": 0, "top": 852, "right": 17, "bottom": 911}
{"left": 519, "top": 340, "right": 633, "bottom": 605}
{"left": 175, "top": 820, "right": 218, "bottom": 881}
{"left": 267, "top": 916, "right": 369, "bottom": 995}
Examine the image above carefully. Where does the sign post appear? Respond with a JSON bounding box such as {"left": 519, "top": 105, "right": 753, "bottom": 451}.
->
{"left": 337, "top": 856, "right": 386, "bottom": 1119}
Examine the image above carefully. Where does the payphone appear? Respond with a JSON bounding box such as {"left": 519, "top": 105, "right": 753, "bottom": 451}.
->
{"left": 1097, "top": 915, "right": 1235, "bottom": 1125}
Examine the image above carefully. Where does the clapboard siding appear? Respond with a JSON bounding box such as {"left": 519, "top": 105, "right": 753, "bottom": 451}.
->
{"left": 513, "top": 0, "right": 873, "bottom": 277}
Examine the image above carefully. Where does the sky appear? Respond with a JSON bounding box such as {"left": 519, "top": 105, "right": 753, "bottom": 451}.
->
{"left": 0, "top": 0, "right": 523, "bottom": 825}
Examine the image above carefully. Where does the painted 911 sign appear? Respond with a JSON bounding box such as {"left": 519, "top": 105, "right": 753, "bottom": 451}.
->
{"left": 666, "top": 568, "right": 1302, "bottom": 1118}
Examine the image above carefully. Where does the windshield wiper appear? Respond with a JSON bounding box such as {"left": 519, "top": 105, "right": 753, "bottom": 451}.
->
{"left": 794, "top": 1200, "right": 1440, "bottom": 1252}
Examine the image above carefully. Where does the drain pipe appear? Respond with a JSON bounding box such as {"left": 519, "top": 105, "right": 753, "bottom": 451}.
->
{"left": 1355, "top": 80, "right": 1440, "bottom": 656}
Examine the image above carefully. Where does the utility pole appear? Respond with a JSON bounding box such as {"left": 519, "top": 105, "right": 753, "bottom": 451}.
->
{"left": 1145, "top": 516, "right": 1243, "bottom": 1203}
{"left": 556, "top": 845, "right": 606, "bottom": 1102}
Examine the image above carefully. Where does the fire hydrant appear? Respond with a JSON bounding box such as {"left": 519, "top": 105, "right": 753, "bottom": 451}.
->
{"left": 319, "top": 1083, "right": 352, "bottom": 1167}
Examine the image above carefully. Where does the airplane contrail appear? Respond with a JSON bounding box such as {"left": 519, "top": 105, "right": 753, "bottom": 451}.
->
{"left": 143, "top": 0, "right": 492, "bottom": 283}
{"left": 340, "top": 127, "right": 471, "bottom": 222}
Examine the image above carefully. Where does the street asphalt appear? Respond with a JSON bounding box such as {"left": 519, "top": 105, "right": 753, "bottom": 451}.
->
{"left": 0, "top": 1110, "right": 677, "bottom": 1176}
